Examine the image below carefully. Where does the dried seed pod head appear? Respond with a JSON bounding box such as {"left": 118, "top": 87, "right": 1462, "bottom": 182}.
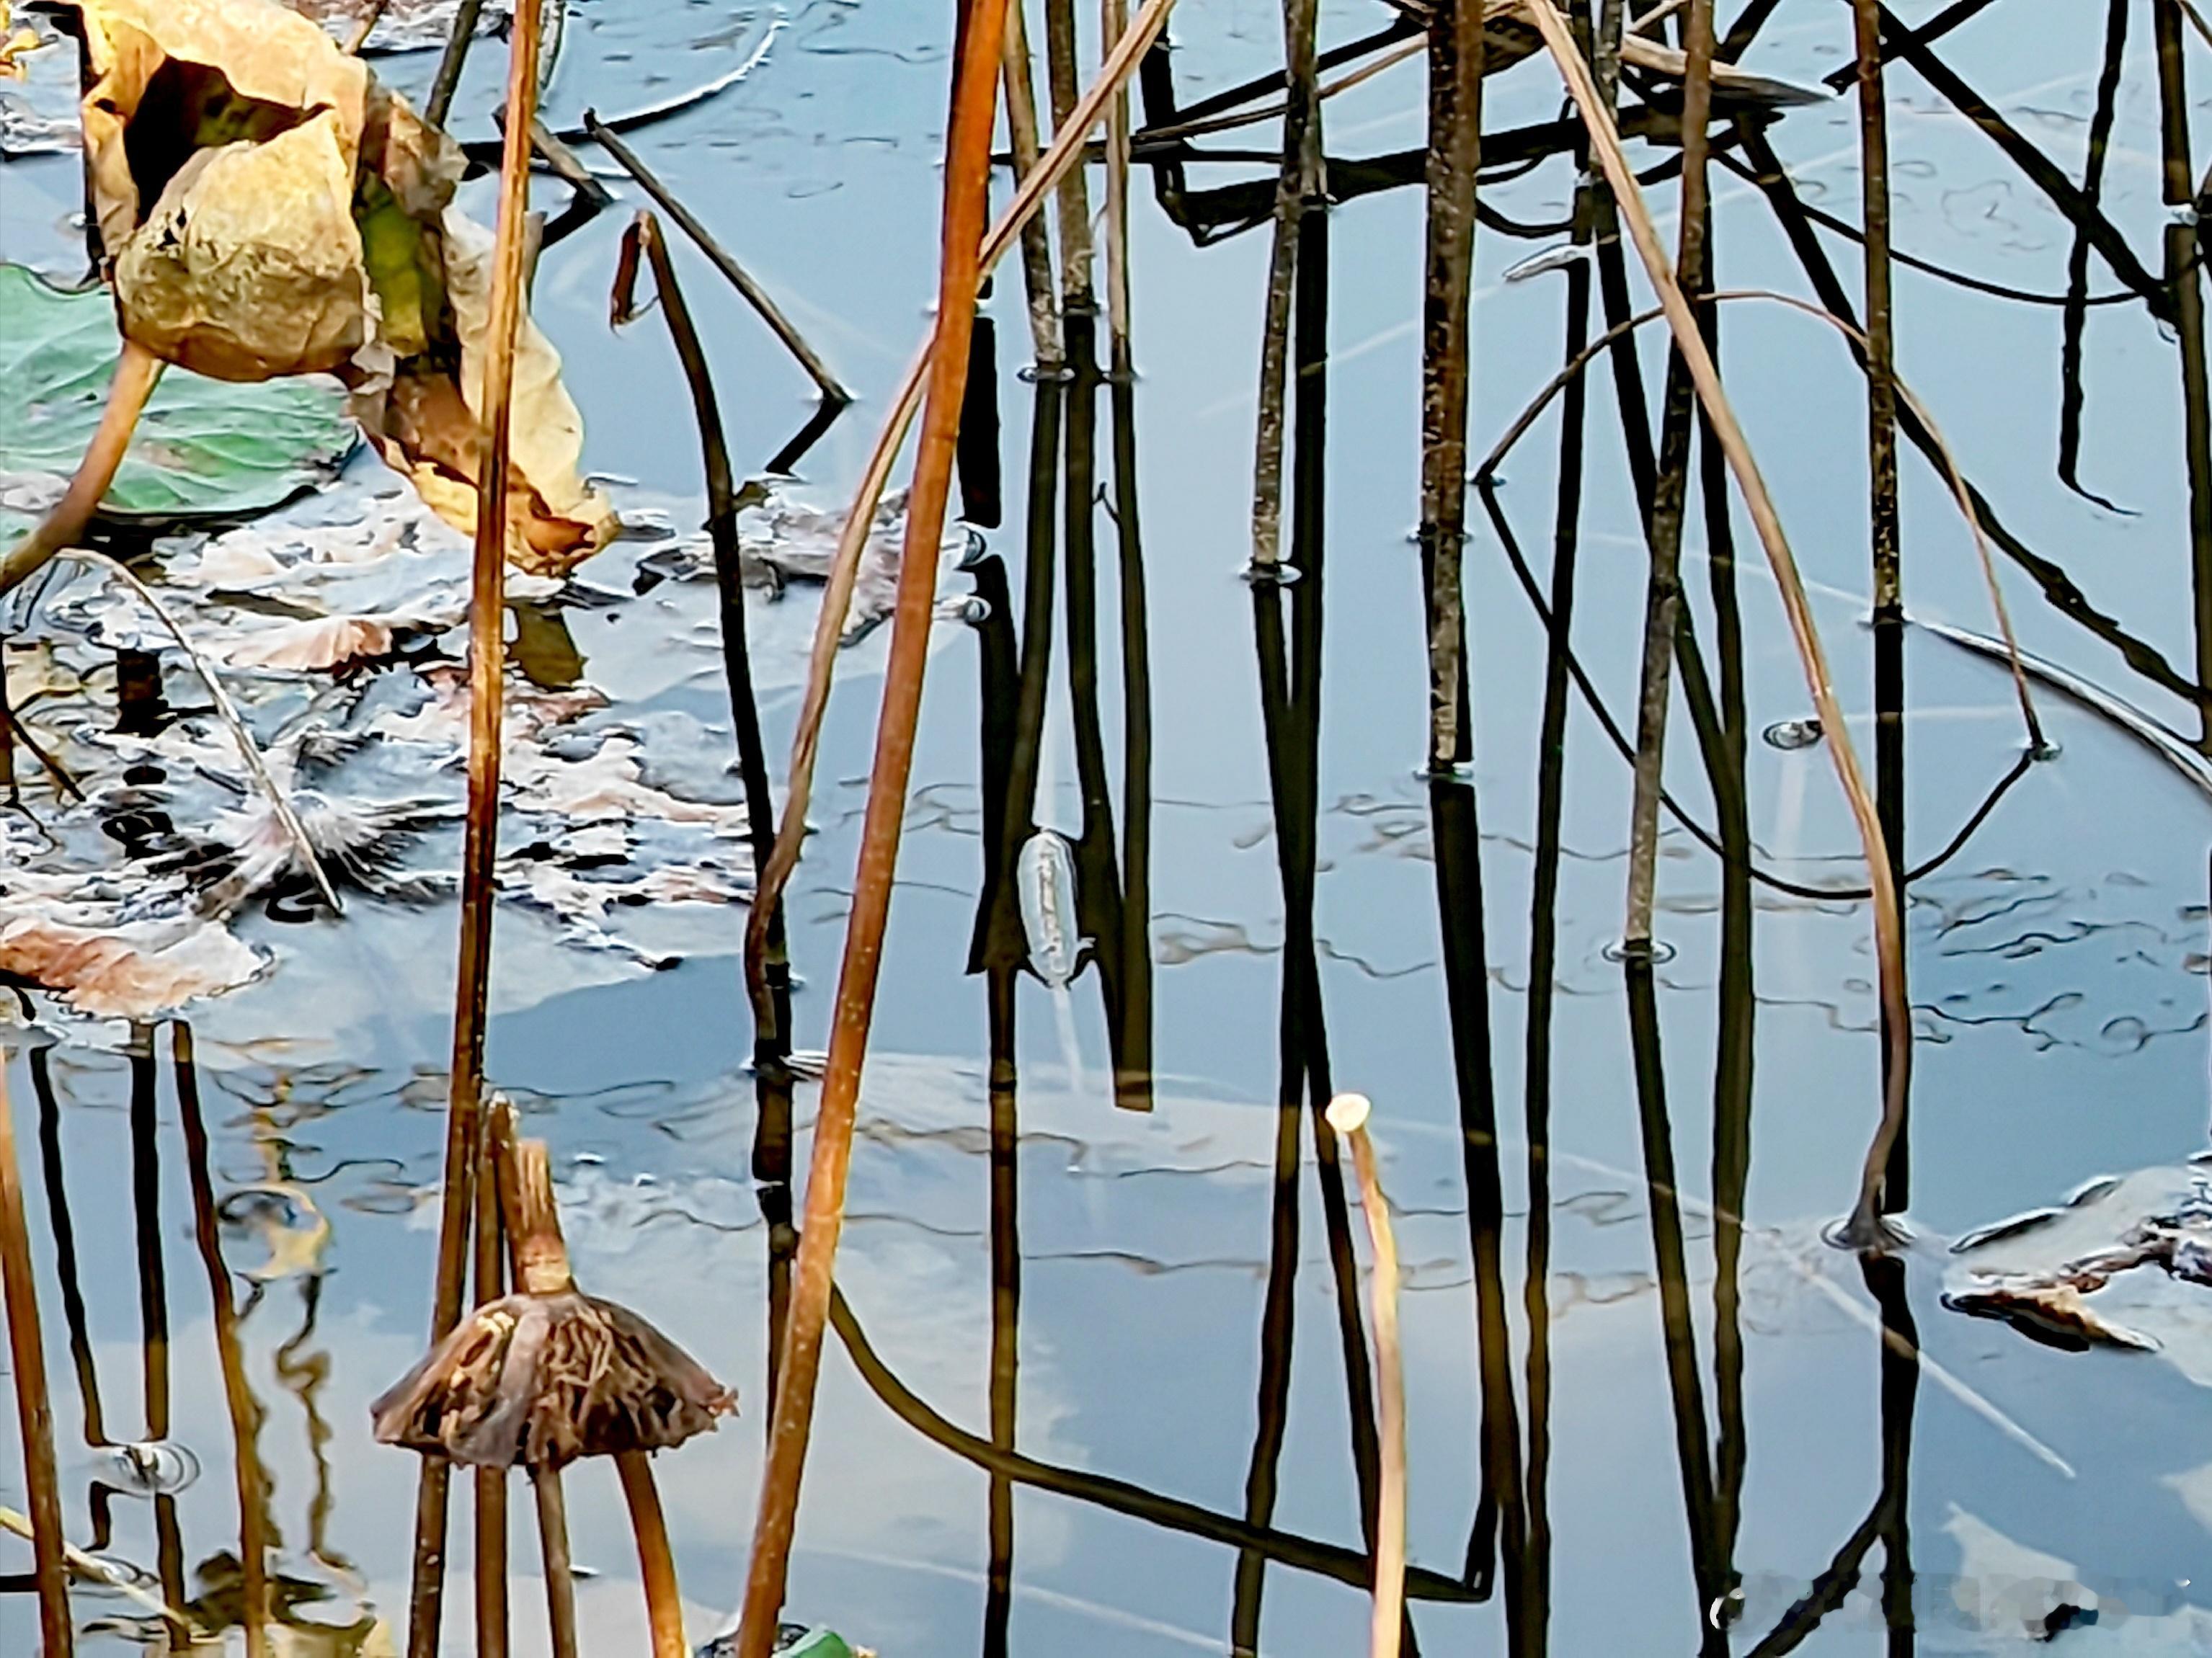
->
{"left": 370, "top": 1287, "right": 734, "bottom": 1469}
{"left": 371, "top": 1130, "right": 734, "bottom": 1468}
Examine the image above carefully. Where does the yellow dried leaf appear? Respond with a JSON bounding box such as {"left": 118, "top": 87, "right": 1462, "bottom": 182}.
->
{"left": 0, "top": 913, "right": 265, "bottom": 1016}
{"left": 79, "top": 0, "right": 369, "bottom": 257}
{"left": 113, "top": 112, "right": 369, "bottom": 380}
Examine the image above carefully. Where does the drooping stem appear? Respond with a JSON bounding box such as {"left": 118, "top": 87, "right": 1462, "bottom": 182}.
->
{"left": 619, "top": 1452, "right": 688, "bottom": 1658}
{"left": 0, "top": 339, "right": 163, "bottom": 597}
{"left": 731, "top": 0, "right": 1013, "bottom": 1648}
{"left": 411, "top": 4, "right": 548, "bottom": 1652}
{"left": 0, "top": 1051, "right": 69, "bottom": 1658}
{"left": 1523, "top": 2, "right": 1911, "bottom": 1249}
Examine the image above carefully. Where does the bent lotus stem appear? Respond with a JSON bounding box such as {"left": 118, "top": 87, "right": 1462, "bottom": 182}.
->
{"left": 0, "top": 339, "right": 164, "bottom": 597}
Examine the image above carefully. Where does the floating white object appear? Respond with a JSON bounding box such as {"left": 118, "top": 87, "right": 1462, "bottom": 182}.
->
{"left": 1018, "top": 829, "right": 1088, "bottom": 989}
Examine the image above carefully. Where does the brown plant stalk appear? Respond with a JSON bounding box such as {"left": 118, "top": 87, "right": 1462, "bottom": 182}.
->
{"left": 0, "top": 341, "right": 164, "bottom": 597}
{"left": 741, "top": 0, "right": 1178, "bottom": 1014}
{"left": 1523, "top": 0, "right": 1911, "bottom": 1246}
{"left": 731, "top": 0, "right": 1013, "bottom": 1647}
{"left": 407, "top": 2, "right": 550, "bottom": 1654}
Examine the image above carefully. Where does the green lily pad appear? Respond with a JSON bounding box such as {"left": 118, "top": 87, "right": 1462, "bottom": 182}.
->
{"left": 0, "top": 263, "right": 357, "bottom": 543}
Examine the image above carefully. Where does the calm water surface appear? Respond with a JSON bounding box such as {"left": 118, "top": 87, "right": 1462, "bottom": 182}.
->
{"left": 2, "top": 0, "right": 2209, "bottom": 1652}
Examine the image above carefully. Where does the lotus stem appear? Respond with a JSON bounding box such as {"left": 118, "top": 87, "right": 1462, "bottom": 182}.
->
{"left": 1522, "top": 0, "right": 1911, "bottom": 1249}
{"left": 532, "top": 1466, "right": 580, "bottom": 1658}
{"left": 0, "top": 1053, "right": 69, "bottom": 1658}
{"left": 411, "top": 4, "right": 548, "bottom": 1654}
{"left": 1324, "top": 1094, "right": 1405, "bottom": 1658}
{"left": 732, "top": 0, "right": 1012, "bottom": 1646}
{"left": 0, "top": 1504, "right": 189, "bottom": 1628}
{"left": 0, "top": 339, "right": 164, "bottom": 598}
{"left": 741, "top": 0, "right": 1180, "bottom": 1018}
{"left": 1000, "top": 0, "right": 1063, "bottom": 367}
{"left": 618, "top": 1451, "right": 687, "bottom": 1658}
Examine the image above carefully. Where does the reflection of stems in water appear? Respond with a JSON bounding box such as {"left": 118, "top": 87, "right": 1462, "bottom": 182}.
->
{"left": 1416, "top": 0, "right": 1485, "bottom": 768}
{"left": 609, "top": 213, "right": 796, "bottom": 1194}
{"left": 1853, "top": 0, "right": 1909, "bottom": 1209}
{"left": 2058, "top": 0, "right": 2131, "bottom": 514}
{"left": 984, "top": 968, "right": 1021, "bottom": 1658}
{"left": 975, "top": 380, "right": 1064, "bottom": 976}
{"left": 1867, "top": 1254, "right": 1918, "bottom": 1646}
{"left": 1516, "top": 160, "right": 1597, "bottom": 1644}
{"left": 1001, "top": 0, "right": 1065, "bottom": 369}
{"left": 130, "top": 1030, "right": 192, "bottom": 1634}
{"left": 32, "top": 1048, "right": 105, "bottom": 1449}
{"left": 1702, "top": 414, "right": 1754, "bottom": 1586}
{"left": 1875, "top": 8, "right": 2169, "bottom": 318}
{"left": 272, "top": 1278, "right": 348, "bottom": 1577}
{"left": 1732, "top": 127, "right": 2185, "bottom": 723}
{"left": 1621, "top": 0, "right": 1712, "bottom": 949}
{"left": 1240, "top": 226, "right": 1402, "bottom": 1646}
{"left": 1483, "top": 480, "right": 2035, "bottom": 901}
{"left": 0, "top": 1050, "right": 71, "bottom": 1657}
{"left": 1622, "top": 963, "right": 1726, "bottom": 1653}
{"left": 1744, "top": 1257, "right": 1919, "bottom": 1654}
{"left": 2154, "top": 4, "right": 2212, "bottom": 756}
{"left": 827, "top": 1285, "right": 1483, "bottom": 1604}
{"left": 1110, "top": 369, "right": 1155, "bottom": 1111}
{"left": 744, "top": 0, "right": 1177, "bottom": 1004}
{"left": 734, "top": 4, "right": 1010, "bottom": 1645}
{"left": 1060, "top": 314, "right": 1134, "bottom": 1102}
{"left": 1431, "top": 778, "right": 1527, "bottom": 1628}
{"left": 175, "top": 1022, "right": 270, "bottom": 1658}
{"left": 1815, "top": 0, "right": 1992, "bottom": 87}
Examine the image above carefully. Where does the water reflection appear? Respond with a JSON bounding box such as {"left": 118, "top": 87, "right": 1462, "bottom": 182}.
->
{"left": 9, "top": 0, "right": 2212, "bottom": 1652}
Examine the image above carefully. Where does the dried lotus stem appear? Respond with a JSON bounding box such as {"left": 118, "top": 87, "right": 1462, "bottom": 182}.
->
{"left": 412, "top": 2, "right": 550, "bottom": 1652}
{"left": 0, "top": 340, "right": 164, "bottom": 597}
{"left": 618, "top": 1450, "right": 686, "bottom": 1658}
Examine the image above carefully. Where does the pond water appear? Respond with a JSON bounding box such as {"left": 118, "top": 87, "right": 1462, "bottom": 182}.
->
{"left": 3, "top": 0, "right": 2210, "bottom": 1652}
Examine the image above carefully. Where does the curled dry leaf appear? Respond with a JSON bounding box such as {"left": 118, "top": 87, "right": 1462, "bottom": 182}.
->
{"left": 76, "top": 0, "right": 615, "bottom": 571}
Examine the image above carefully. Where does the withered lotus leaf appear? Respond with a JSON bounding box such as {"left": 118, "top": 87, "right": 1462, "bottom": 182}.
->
{"left": 370, "top": 1289, "right": 736, "bottom": 1468}
{"left": 74, "top": 0, "right": 615, "bottom": 574}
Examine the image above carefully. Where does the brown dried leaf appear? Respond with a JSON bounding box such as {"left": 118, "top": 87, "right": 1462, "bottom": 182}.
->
{"left": 0, "top": 912, "right": 265, "bottom": 1015}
